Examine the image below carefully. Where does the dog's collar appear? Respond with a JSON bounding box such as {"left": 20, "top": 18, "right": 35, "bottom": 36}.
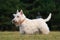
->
{"left": 20, "top": 19, "right": 25, "bottom": 24}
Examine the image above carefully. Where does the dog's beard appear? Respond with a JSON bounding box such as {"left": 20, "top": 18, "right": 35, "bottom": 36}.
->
{"left": 13, "top": 21, "right": 20, "bottom": 26}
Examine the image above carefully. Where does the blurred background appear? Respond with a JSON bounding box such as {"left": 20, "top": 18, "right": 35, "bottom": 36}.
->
{"left": 0, "top": 0, "right": 60, "bottom": 31}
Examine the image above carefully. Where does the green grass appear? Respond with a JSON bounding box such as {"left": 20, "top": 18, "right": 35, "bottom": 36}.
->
{"left": 0, "top": 31, "right": 60, "bottom": 40}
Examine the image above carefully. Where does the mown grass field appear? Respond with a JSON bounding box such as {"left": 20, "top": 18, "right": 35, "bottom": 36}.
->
{"left": 0, "top": 31, "right": 60, "bottom": 40}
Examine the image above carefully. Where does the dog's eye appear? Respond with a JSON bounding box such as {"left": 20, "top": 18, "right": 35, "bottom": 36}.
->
{"left": 17, "top": 16, "right": 19, "bottom": 18}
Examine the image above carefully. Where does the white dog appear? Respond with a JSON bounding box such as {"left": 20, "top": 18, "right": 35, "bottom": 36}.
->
{"left": 12, "top": 10, "right": 52, "bottom": 34}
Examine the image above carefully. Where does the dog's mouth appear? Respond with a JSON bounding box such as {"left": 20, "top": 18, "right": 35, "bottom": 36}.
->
{"left": 12, "top": 19, "right": 25, "bottom": 26}
{"left": 12, "top": 20, "right": 18, "bottom": 24}
{"left": 12, "top": 21, "right": 19, "bottom": 26}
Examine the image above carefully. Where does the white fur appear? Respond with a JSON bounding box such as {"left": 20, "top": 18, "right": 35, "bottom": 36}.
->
{"left": 12, "top": 10, "right": 52, "bottom": 34}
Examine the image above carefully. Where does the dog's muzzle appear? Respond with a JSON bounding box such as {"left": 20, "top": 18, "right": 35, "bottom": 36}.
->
{"left": 12, "top": 20, "right": 17, "bottom": 23}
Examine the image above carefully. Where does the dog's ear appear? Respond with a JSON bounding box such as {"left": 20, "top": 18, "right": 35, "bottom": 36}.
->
{"left": 20, "top": 10, "right": 23, "bottom": 15}
{"left": 17, "top": 10, "right": 19, "bottom": 13}
{"left": 13, "top": 14, "right": 16, "bottom": 17}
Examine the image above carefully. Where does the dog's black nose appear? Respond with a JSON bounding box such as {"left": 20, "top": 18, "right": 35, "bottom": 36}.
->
{"left": 12, "top": 20, "right": 16, "bottom": 23}
{"left": 12, "top": 20, "right": 15, "bottom": 22}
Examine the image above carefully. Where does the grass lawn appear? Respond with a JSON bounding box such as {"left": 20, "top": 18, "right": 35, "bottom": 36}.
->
{"left": 0, "top": 31, "right": 60, "bottom": 40}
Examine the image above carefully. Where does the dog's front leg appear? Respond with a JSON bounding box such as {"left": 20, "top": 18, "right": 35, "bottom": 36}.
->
{"left": 19, "top": 27, "right": 25, "bottom": 34}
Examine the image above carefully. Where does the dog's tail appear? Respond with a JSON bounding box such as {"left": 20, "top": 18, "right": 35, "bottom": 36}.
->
{"left": 44, "top": 13, "right": 52, "bottom": 22}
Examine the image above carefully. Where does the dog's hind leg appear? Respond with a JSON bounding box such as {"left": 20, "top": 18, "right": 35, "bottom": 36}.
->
{"left": 38, "top": 23, "right": 50, "bottom": 34}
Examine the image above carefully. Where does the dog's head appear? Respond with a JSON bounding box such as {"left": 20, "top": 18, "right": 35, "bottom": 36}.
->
{"left": 12, "top": 10, "right": 26, "bottom": 26}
